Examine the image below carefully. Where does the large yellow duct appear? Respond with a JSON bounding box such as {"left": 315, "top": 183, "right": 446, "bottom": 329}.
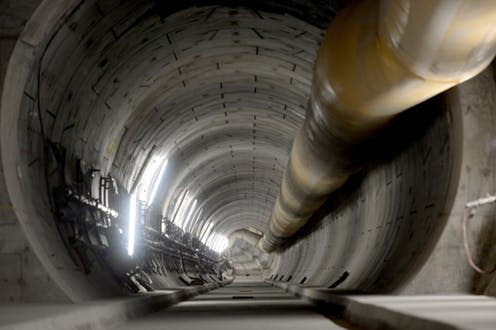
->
{"left": 259, "top": 0, "right": 496, "bottom": 252}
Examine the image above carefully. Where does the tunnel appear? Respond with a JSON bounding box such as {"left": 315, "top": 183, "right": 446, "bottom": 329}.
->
{"left": 1, "top": 0, "right": 496, "bottom": 329}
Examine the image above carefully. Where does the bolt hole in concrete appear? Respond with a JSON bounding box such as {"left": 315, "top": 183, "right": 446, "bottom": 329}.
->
{"left": 329, "top": 271, "right": 349, "bottom": 289}
{"left": 231, "top": 296, "right": 254, "bottom": 299}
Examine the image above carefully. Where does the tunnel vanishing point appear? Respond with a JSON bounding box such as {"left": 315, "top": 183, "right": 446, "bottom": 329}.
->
{"left": 1, "top": 0, "right": 496, "bottom": 328}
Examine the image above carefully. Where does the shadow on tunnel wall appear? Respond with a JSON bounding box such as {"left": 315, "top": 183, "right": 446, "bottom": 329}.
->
{"left": 276, "top": 93, "right": 463, "bottom": 292}
{"left": 284, "top": 94, "right": 451, "bottom": 244}
{"left": 152, "top": 0, "right": 348, "bottom": 29}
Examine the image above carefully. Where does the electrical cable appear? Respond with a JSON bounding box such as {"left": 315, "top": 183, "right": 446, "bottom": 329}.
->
{"left": 462, "top": 204, "right": 496, "bottom": 275}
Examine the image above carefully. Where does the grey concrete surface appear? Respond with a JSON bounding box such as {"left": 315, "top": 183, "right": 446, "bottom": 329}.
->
{"left": 320, "top": 293, "right": 496, "bottom": 330}
{"left": 402, "top": 66, "right": 496, "bottom": 295}
{"left": 0, "top": 282, "right": 225, "bottom": 330}
{"left": 271, "top": 281, "right": 496, "bottom": 330}
{"left": 0, "top": 0, "right": 68, "bottom": 303}
{"left": 115, "top": 281, "right": 345, "bottom": 330}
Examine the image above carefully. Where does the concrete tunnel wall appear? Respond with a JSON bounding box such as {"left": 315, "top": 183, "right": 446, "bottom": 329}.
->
{"left": 1, "top": 0, "right": 496, "bottom": 301}
{"left": 0, "top": 0, "right": 70, "bottom": 303}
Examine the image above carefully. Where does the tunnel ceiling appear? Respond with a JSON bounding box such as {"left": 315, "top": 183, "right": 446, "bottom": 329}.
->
{"left": 34, "top": 0, "right": 350, "bottom": 244}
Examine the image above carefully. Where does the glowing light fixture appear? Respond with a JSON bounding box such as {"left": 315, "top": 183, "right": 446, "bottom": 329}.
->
{"left": 200, "top": 221, "right": 214, "bottom": 244}
{"left": 172, "top": 190, "right": 189, "bottom": 225}
{"left": 211, "top": 234, "right": 228, "bottom": 253}
{"left": 187, "top": 208, "right": 203, "bottom": 233}
{"left": 181, "top": 199, "right": 197, "bottom": 230}
{"left": 127, "top": 193, "right": 137, "bottom": 256}
{"left": 147, "top": 159, "right": 168, "bottom": 206}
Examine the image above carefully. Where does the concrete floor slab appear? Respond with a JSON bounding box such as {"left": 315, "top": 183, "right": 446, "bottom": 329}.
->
{"left": 0, "top": 284, "right": 224, "bottom": 330}
{"left": 271, "top": 281, "right": 496, "bottom": 330}
{"left": 115, "top": 282, "right": 345, "bottom": 330}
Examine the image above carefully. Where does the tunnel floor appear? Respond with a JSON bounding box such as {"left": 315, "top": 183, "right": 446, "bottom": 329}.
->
{"left": 1, "top": 281, "right": 496, "bottom": 329}
{"left": 113, "top": 281, "right": 347, "bottom": 330}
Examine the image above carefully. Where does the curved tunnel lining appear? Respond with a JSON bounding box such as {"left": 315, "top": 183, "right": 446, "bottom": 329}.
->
{"left": 1, "top": 0, "right": 324, "bottom": 300}
{"left": 1, "top": 0, "right": 466, "bottom": 299}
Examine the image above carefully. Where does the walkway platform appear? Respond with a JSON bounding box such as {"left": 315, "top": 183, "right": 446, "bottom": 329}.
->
{"left": 2, "top": 280, "right": 496, "bottom": 329}
{"left": 271, "top": 280, "right": 496, "bottom": 330}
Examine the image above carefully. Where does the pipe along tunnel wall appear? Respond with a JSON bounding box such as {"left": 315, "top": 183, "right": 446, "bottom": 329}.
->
{"left": 2, "top": 0, "right": 494, "bottom": 301}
